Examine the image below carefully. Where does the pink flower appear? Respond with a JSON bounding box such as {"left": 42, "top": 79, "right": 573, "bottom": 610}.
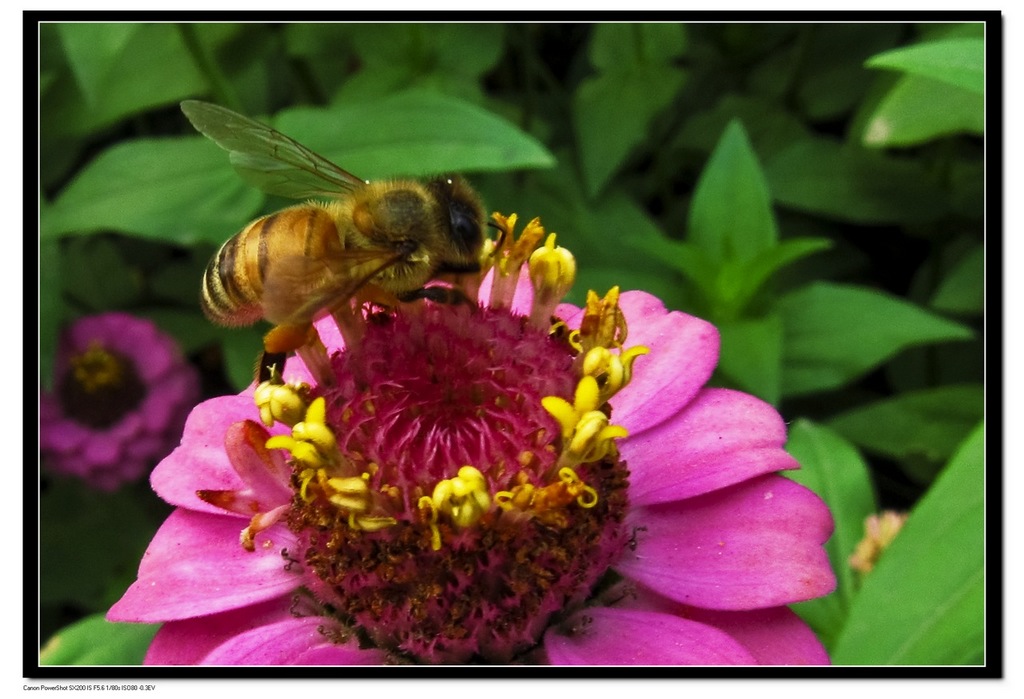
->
{"left": 41, "top": 312, "right": 201, "bottom": 491}
{"left": 108, "top": 216, "right": 835, "bottom": 665}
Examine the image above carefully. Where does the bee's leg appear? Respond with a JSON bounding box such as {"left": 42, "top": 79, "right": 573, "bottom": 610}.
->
{"left": 398, "top": 286, "right": 475, "bottom": 307}
{"left": 264, "top": 323, "right": 335, "bottom": 387}
{"left": 256, "top": 351, "right": 288, "bottom": 385}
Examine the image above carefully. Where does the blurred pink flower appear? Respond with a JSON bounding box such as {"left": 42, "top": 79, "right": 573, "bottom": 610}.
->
{"left": 41, "top": 312, "right": 200, "bottom": 491}
{"left": 108, "top": 216, "right": 835, "bottom": 665}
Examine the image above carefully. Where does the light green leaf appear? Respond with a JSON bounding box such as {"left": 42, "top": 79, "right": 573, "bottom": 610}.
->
{"left": 716, "top": 314, "right": 783, "bottom": 405}
{"left": 715, "top": 237, "right": 832, "bottom": 319}
{"left": 827, "top": 384, "right": 984, "bottom": 466}
{"left": 765, "top": 136, "right": 949, "bottom": 224}
{"left": 785, "top": 420, "right": 878, "bottom": 650}
{"left": 865, "top": 38, "right": 984, "bottom": 95}
{"left": 45, "top": 137, "right": 264, "bottom": 244}
{"left": 832, "top": 422, "right": 985, "bottom": 665}
{"left": 688, "top": 120, "right": 777, "bottom": 266}
{"left": 42, "top": 23, "right": 207, "bottom": 137}
{"left": 778, "top": 282, "right": 974, "bottom": 397}
{"left": 861, "top": 75, "right": 984, "bottom": 147}
{"left": 56, "top": 23, "right": 139, "bottom": 106}
{"left": 279, "top": 90, "right": 555, "bottom": 179}
{"left": 40, "top": 614, "right": 158, "bottom": 666}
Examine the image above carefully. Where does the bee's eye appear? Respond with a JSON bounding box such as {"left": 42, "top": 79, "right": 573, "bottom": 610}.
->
{"left": 448, "top": 201, "right": 482, "bottom": 252}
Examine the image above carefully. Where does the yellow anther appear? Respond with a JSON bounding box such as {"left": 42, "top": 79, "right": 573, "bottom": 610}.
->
{"left": 579, "top": 286, "right": 628, "bottom": 352}
{"left": 541, "top": 396, "right": 578, "bottom": 438}
{"left": 418, "top": 496, "right": 442, "bottom": 551}
{"left": 557, "top": 467, "right": 600, "bottom": 508}
{"left": 253, "top": 379, "right": 310, "bottom": 427}
{"left": 581, "top": 345, "right": 650, "bottom": 403}
{"left": 325, "top": 475, "right": 371, "bottom": 512}
{"left": 265, "top": 396, "right": 340, "bottom": 470}
{"left": 431, "top": 466, "right": 491, "bottom": 529}
{"left": 488, "top": 213, "right": 548, "bottom": 309}
{"left": 528, "top": 233, "right": 577, "bottom": 329}
{"left": 352, "top": 515, "right": 398, "bottom": 532}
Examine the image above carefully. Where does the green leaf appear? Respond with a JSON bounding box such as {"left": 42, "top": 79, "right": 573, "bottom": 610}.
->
{"left": 59, "top": 236, "right": 144, "bottom": 311}
{"left": 765, "top": 136, "right": 949, "bottom": 224}
{"left": 40, "top": 216, "right": 62, "bottom": 391}
{"left": 861, "top": 75, "right": 984, "bottom": 147}
{"left": 40, "top": 614, "right": 158, "bottom": 666}
{"left": 42, "top": 23, "right": 207, "bottom": 137}
{"left": 221, "top": 324, "right": 267, "bottom": 391}
{"left": 827, "top": 384, "right": 984, "bottom": 466}
{"left": 931, "top": 243, "right": 984, "bottom": 314}
{"left": 716, "top": 314, "right": 783, "bottom": 405}
{"left": 674, "top": 94, "right": 811, "bottom": 161}
{"left": 778, "top": 282, "right": 974, "bottom": 397}
{"left": 278, "top": 90, "right": 555, "bottom": 181}
{"left": 688, "top": 120, "right": 778, "bottom": 266}
{"left": 784, "top": 420, "right": 878, "bottom": 650}
{"left": 589, "top": 23, "right": 687, "bottom": 70}
{"left": 832, "top": 422, "right": 985, "bottom": 665}
{"left": 45, "top": 137, "right": 264, "bottom": 244}
{"left": 56, "top": 23, "right": 139, "bottom": 107}
{"left": 865, "top": 38, "right": 984, "bottom": 95}
{"left": 715, "top": 237, "right": 832, "bottom": 319}
{"left": 574, "top": 24, "right": 687, "bottom": 197}
{"left": 574, "top": 66, "right": 685, "bottom": 198}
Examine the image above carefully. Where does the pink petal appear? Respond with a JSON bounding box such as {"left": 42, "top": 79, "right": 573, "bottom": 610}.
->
{"left": 151, "top": 393, "right": 286, "bottom": 514}
{"left": 145, "top": 597, "right": 297, "bottom": 665}
{"left": 107, "top": 509, "right": 300, "bottom": 623}
{"left": 623, "top": 388, "right": 799, "bottom": 505}
{"left": 543, "top": 607, "right": 756, "bottom": 665}
{"left": 617, "top": 585, "right": 830, "bottom": 665}
{"left": 682, "top": 606, "right": 830, "bottom": 665}
{"left": 201, "top": 615, "right": 386, "bottom": 665}
{"left": 558, "top": 292, "right": 720, "bottom": 435}
{"left": 478, "top": 265, "right": 535, "bottom": 315}
{"left": 612, "top": 292, "right": 720, "bottom": 435}
{"left": 616, "top": 474, "right": 835, "bottom": 610}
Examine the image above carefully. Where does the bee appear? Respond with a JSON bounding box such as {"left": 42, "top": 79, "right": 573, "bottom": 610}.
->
{"left": 180, "top": 100, "right": 486, "bottom": 379}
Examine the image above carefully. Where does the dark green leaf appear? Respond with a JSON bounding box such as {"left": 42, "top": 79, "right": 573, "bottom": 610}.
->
{"left": 866, "top": 38, "right": 984, "bottom": 95}
{"left": 765, "top": 136, "right": 949, "bottom": 224}
{"left": 778, "top": 282, "right": 974, "bottom": 397}
{"left": 931, "top": 244, "right": 984, "bottom": 314}
{"left": 827, "top": 384, "right": 984, "bottom": 466}
{"left": 277, "top": 90, "right": 555, "bottom": 180}
{"left": 40, "top": 209, "right": 63, "bottom": 391}
{"left": 573, "top": 66, "right": 686, "bottom": 197}
{"left": 688, "top": 120, "right": 777, "bottom": 265}
{"left": 40, "top": 614, "right": 158, "bottom": 666}
{"left": 140, "top": 308, "right": 223, "bottom": 356}
{"left": 221, "top": 324, "right": 267, "bottom": 391}
{"left": 589, "top": 23, "right": 687, "bottom": 70}
{"left": 832, "top": 422, "right": 985, "bottom": 664}
{"left": 39, "top": 481, "right": 163, "bottom": 611}
{"left": 60, "top": 237, "right": 144, "bottom": 311}
{"left": 674, "top": 94, "right": 811, "bottom": 161}
{"left": 715, "top": 314, "right": 783, "bottom": 405}
{"left": 785, "top": 420, "right": 878, "bottom": 650}
{"left": 861, "top": 75, "right": 984, "bottom": 147}
{"left": 46, "top": 137, "right": 264, "bottom": 244}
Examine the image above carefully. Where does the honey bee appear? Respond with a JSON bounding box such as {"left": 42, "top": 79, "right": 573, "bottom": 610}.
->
{"left": 180, "top": 100, "right": 486, "bottom": 377}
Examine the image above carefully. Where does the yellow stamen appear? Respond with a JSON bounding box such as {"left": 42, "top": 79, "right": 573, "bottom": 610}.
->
{"left": 579, "top": 286, "right": 628, "bottom": 352}
{"left": 580, "top": 344, "right": 650, "bottom": 403}
{"left": 528, "top": 233, "right": 577, "bottom": 328}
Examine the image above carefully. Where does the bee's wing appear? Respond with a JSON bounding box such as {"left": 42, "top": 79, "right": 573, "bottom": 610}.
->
{"left": 262, "top": 248, "right": 406, "bottom": 326}
{"left": 181, "top": 100, "right": 365, "bottom": 200}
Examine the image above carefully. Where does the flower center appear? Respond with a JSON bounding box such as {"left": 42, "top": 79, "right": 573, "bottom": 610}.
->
{"left": 231, "top": 215, "right": 650, "bottom": 663}
{"left": 57, "top": 342, "right": 146, "bottom": 429}
{"left": 281, "top": 303, "right": 631, "bottom": 663}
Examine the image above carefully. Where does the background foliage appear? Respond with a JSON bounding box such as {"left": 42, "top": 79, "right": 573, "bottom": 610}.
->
{"left": 37, "top": 21, "right": 989, "bottom": 667}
